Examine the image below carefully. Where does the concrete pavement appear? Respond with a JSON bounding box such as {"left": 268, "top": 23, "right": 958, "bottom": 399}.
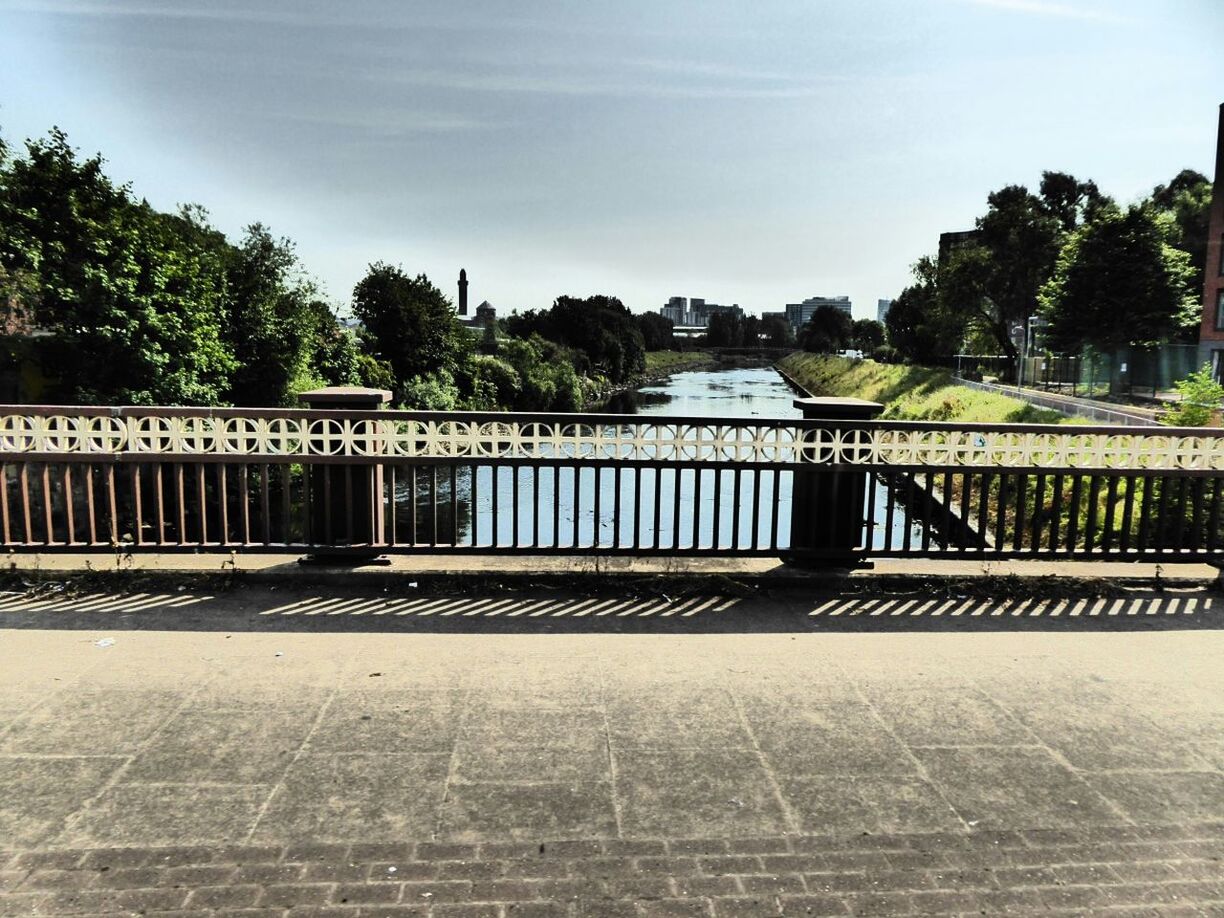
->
{"left": 1, "top": 584, "right": 1223, "bottom": 915}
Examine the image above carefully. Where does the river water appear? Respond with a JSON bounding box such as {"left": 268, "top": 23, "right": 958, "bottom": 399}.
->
{"left": 599, "top": 366, "right": 799, "bottom": 419}
{"left": 404, "top": 365, "right": 915, "bottom": 550}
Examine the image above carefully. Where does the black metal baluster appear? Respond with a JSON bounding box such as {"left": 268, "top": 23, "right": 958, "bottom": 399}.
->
{"left": 1049, "top": 473, "right": 1064, "bottom": 553}
{"left": 1154, "top": 475, "right": 1171, "bottom": 552}
{"left": 1101, "top": 477, "right": 1118, "bottom": 553}
{"left": 1012, "top": 474, "right": 1027, "bottom": 552}
{"left": 1030, "top": 474, "right": 1045, "bottom": 553}
{"left": 1066, "top": 475, "right": 1083, "bottom": 553}
{"left": 1119, "top": 475, "right": 1136, "bottom": 553}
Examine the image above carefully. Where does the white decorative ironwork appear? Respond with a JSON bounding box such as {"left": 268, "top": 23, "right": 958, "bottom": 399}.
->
{"left": 3, "top": 412, "right": 1224, "bottom": 470}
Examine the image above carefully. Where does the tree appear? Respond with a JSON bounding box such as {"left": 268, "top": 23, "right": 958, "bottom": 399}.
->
{"left": 706, "top": 311, "right": 741, "bottom": 347}
{"left": 221, "top": 224, "right": 320, "bottom": 406}
{"left": 761, "top": 314, "right": 794, "bottom": 348}
{"left": 351, "top": 262, "right": 464, "bottom": 402}
{"left": 886, "top": 257, "right": 961, "bottom": 364}
{"left": 635, "top": 312, "right": 675, "bottom": 351}
{"left": 851, "top": 318, "right": 885, "bottom": 352}
{"left": 1149, "top": 169, "right": 1212, "bottom": 299}
{"left": 937, "top": 174, "right": 1111, "bottom": 367}
{"left": 800, "top": 305, "right": 853, "bottom": 354}
{"left": 1038, "top": 171, "right": 1108, "bottom": 232}
{"left": 1163, "top": 365, "right": 1224, "bottom": 427}
{"left": 939, "top": 185, "right": 1063, "bottom": 365}
{"left": 305, "top": 300, "right": 361, "bottom": 387}
{"left": 0, "top": 128, "right": 235, "bottom": 404}
{"left": 1039, "top": 203, "right": 1197, "bottom": 356}
{"left": 503, "top": 295, "right": 644, "bottom": 383}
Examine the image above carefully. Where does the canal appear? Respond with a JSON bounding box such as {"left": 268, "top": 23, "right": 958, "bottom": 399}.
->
{"left": 402, "top": 365, "right": 918, "bottom": 551}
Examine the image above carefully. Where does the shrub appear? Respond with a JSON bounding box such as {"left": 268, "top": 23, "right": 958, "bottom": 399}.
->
{"left": 1163, "top": 366, "right": 1224, "bottom": 427}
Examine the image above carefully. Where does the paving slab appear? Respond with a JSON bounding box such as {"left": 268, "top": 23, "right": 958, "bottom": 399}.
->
{"left": 0, "top": 584, "right": 1222, "bottom": 914}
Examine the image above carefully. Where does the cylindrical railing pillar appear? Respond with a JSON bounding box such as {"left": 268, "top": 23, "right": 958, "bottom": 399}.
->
{"left": 786, "top": 396, "right": 883, "bottom": 567}
{"left": 300, "top": 386, "right": 392, "bottom": 556}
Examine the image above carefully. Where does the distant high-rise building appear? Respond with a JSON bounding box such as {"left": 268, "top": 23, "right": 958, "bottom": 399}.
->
{"left": 661, "top": 296, "right": 688, "bottom": 325}
{"left": 1199, "top": 104, "right": 1224, "bottom": 377}
{"left": 784, "top": 296, "right": 852, "bottom": 332}
{"left": 659, "top": 296, "right": 743, "bottom": 327}
{"left": 876, "top": 299, "right": 893, "bottom": 324}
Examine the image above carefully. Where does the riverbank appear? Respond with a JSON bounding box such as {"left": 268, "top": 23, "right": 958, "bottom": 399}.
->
{"left": 777, "top": 353, "right": 1070, "bottom": 423}
{"left": 583, "top": 350, "right": 718, "bottom": 408}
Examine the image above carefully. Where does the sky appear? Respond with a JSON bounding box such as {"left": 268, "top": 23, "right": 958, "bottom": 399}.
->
{"left": 0, "top": 0, "right": 1222, "bottom": 321}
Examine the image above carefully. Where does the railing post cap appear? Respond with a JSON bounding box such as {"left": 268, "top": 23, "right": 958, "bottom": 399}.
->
{"left": 299, "top": 386, "right": 393, "bottom": 408}
{"left": 793, "top": 397, "right": 884, "bottom": 420}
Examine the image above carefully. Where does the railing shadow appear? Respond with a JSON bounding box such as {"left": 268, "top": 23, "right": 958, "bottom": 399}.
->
{"left": 0, "top": 584, "right": 1218, "bottom": 634}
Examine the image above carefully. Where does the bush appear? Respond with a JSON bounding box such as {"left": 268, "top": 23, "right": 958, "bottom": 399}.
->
{"left": 1163, "top": 366, "right": 1224, "bottom": 427}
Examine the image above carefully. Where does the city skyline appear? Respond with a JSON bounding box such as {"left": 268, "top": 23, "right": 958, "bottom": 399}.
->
{"left": 1, "top": 0, "right": 1221, "bottom": 321}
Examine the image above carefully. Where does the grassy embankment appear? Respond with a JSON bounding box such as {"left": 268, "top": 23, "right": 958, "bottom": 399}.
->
{"left": 643, "top": 350, "right": 716, "bottom": 376}
{"left": 777, "top": 353, "right": 1069, "bottom": 423}
{"left": 772, "top": 355, "right": 1207, "bottom": 551}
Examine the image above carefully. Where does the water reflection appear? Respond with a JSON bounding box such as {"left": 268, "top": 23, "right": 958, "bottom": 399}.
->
{"left": 394, "top": 367, "right": 922, "bottom": 551}
{"left": 600, "top": 367, "right": 799, "bottom": 419}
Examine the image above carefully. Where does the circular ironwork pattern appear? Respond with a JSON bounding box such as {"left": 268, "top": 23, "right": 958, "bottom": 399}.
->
{"left": 3, "top": 412, "right": 1224, "bottom": 470}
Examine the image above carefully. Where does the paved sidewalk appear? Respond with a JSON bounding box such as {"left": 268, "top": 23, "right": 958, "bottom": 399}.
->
{"left": 1, "top": 586, "right": 1223, "bottom": 915}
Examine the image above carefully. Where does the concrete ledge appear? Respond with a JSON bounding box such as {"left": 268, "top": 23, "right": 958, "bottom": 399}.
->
{"left": 2, "top": 551, "right": 1217, "bottom": 596}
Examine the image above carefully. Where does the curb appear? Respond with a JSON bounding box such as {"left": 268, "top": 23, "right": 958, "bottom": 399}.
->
{"left": 2, "top": 564, "right": 1215, "bottom": 600}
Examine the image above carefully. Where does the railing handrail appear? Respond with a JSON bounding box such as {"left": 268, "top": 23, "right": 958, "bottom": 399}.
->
{"left": 0, "top": 403, "right": 1222, "bottom": 439}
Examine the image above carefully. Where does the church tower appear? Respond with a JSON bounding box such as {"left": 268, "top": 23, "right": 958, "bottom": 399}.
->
{"left": 458, "top": 269, "right": 469, "bottom": 316}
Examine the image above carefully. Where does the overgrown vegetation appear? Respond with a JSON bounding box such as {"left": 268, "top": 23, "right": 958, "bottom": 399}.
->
{"left": 883, "top": 169, "right": 1209, "bottom": 381}
{"left": 778, "top": 353, "right": 1067, "bottom": 423}
{"left": 0, "top": 127, "right": 699, "bottom": 411}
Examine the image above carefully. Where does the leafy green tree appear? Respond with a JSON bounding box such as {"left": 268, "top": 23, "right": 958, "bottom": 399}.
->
{"left": 222, "top": 224, "right": 322, "bottom": 406}
{"left": 706, "top": 311, "right": 740, "bottom": 347}
{"left": 939, "top": 186, "right": 1063, "bottom": 365}
{"left": 742, "top": 314, "right": 761, "bottom": 346}
{"left": 1038, "top": 171, "right": 1108, "bottom": 232}
{"left": 1148, "top": 169, "right": 1212, "bottom": 298}
{"left": 851, "top": 318, "right": 885, "bottom": 352}
{"left": 886, "top": 257, "right": 961, "bottom": 364}
{"left": 351, "top": 262, "right": 464, "bottom": 402}
{"left": 938, "top": 173, "right": 1110, "bottom": 366}
{"left": 305, "top": 301, "right": 361, "bottom": 387}
{"left": 1039, "top": 204, "right": 1198, "bottom": 356}
{"left": 800, "top": 305, "right": 853, "bottom": 354}
{"left": 503, "top": 295, "right": 644, "bottom": 384}
{"left": 636, "top": 312, "right": 675, "bottom": 351}
{"left": 761, "top": 314, "right": 795, "bottom": 348}
{"left": 0, "top": 128, "right": 235, "bottom": 404}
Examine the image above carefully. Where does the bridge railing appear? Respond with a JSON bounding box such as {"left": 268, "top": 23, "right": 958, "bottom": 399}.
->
{"left": 1, "top": 398, "right": 1223, "bottom": 563}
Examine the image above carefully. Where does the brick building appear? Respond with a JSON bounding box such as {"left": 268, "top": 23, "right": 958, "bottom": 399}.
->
{"left": 1199, "top": 104, "right": 1224, "bottom": 377}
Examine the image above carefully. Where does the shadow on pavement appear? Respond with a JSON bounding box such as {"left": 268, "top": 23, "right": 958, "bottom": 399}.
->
{"left": 0, "top": 583, "right": 1220, "bottom": 634}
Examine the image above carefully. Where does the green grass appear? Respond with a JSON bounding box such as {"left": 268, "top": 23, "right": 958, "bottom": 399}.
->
{"left": 643, "top": 350, "right": 715, "bottom": 375}
{"left": 777, "top": 353, "right": 1072, "bottom": 424}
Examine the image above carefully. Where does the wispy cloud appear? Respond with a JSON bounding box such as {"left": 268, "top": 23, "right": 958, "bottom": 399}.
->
{"left": 0, "top": 0, "right": 313, "bottom": 25}
{"left": 960, "top": 0, "right": 1133, "bottom": 24}
{"left": 275, "top": 110, "right": 491, "bottom": 136}
{"left": 372, "top": 67, "right": 849, "bottom": 101}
